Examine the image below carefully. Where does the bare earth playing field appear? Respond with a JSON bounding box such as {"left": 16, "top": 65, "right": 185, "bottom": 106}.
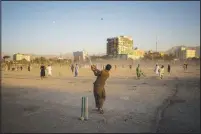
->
{"left": 1, "top": 63, "right": 200, "bottom": 133}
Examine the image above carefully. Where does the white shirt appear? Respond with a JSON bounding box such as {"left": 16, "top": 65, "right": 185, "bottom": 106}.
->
{"left": 47, "top": 66, "right": 52, "bottom": 72}
{"left": 75, "top": 65, "right": 79, "bottom": 72}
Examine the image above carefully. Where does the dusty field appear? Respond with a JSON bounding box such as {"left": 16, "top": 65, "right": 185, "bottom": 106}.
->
{"left": 1, "top": 64, "right": 200, "bottom": 133}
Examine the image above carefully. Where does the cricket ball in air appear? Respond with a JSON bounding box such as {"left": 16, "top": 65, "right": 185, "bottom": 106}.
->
{"left": 80, "top": 117, "right": 84, "bottom": 121}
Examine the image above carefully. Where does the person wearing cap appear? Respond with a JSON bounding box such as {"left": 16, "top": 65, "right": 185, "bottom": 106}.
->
{"left": 91, "top": 64, "right": 112, "bottom": 114}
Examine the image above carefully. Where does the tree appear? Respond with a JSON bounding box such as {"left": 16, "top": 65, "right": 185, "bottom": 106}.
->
{"left": 3, "top": 55, "right": 10, "bottom": 62}
{"left": 163, "top": 54, "right": 176, "bottom": 61}
{"left": 40, "top": 57, "right": 46, "bottom": 63}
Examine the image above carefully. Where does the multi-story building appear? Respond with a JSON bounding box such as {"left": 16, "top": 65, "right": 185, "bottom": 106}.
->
{"left": 175, "top": 47, "right": 196, "bottom": 59}
{"left": 13, "top": 53, "right": 31, "bottom": 61}
{"left": 107, "top": 36, "right": 133, "bottom": 56}
{"left": 73, "top": 50, "right": 88, "bottom": 62}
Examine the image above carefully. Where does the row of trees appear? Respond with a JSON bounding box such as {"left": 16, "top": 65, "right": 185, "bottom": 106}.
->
{"left": 143, "top": 53, "right": 176, "bottom": 61}
{"left": 1, "top": 56, "right": 72, "bottom": 66}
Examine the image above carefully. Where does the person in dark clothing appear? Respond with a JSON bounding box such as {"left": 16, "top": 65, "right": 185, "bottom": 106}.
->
{"left": 71, "top": 64, "right": 74, "bottom": 73}
{"left": 183, "top": 63, "right": 186, "bottom": 70}
{"left": 167, "top": 64, "right": 171, "bottom": 74}
{"left": 129, "top": 65, "right": 132, "bottom": 70}
{"left": 185, "top": 63, "right": 188, "bottom": 70}
{"left": 28, "top": 64, "right": 31, "bottom": 72}
{"left": 20, "top": 66, "right": 23, "bottom": 71}
{"left": 40, "top": 64, "right": 46, "bottom": 79}
{"left": 8, "top": 63, "right": 11, "bottom": 71}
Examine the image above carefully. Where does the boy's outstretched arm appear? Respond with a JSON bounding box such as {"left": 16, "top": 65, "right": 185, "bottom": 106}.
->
{"left": 91, "top": 65, "right": 101, "bottom": 76}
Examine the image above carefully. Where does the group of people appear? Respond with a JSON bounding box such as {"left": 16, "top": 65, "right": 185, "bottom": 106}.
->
{"left": 40, "top": 64, "right": 52, "bottom": 79}
{"left": 154, "top": 64, "right": 171, "bottom": 79}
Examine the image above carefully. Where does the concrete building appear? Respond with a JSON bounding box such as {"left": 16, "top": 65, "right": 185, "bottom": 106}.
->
{"left": 175, "top": 47, "right": 196, "bottom": 59}
{"left": 73, "top": 50, "right": 88, "bottom": 62}
{"left": 13, "top": 53, "right": 31, "bottom": 61}
{"left": 106, "top": 36, "right": 145, "bottom": 60}
{"left": 107, "top": 36, "right": 133, "bottom": 56}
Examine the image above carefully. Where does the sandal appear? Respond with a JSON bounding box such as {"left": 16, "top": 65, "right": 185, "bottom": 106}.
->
{"left": 99, "top": 109, "right": 104, "bottom": 114}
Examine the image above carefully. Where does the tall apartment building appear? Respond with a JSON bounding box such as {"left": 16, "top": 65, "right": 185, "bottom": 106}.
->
{"left": 106, "top": 36, "right": 133, "bottom": 56}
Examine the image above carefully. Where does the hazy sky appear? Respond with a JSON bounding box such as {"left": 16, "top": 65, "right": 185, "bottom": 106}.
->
{"left": 2, "top": 1, "right": 200, "bottom": 55}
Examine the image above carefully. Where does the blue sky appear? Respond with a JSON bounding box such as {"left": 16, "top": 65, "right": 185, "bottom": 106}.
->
{"left": 2, "top": 1, "right": 200, "bottom": 55}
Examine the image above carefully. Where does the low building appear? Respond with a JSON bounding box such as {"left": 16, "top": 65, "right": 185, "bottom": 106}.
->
{"left": 175, "top": 47, "right": 196, "bottom": 59}
{"left": 128, "top": 49, "right": 144, "bottom": 60}
{"left": 13, "top": 53, "right": 31, "bottom": 61}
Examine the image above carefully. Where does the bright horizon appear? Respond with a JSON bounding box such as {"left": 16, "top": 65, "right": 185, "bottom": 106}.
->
{"left": 2, "top": 1, "right": 200, "bottom": 55}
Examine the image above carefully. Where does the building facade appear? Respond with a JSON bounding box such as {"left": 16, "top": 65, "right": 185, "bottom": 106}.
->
{"left": 107, "top": 36, "right": 133, "bottom": 56}
{"left": 13, "top": 53, "right": 31, "bottom": 61}
{"left": 73, "top": 50, "right": 88, "bottom": 62}
{"left": 175, "top": 47, "right": 196, "bottom": 59}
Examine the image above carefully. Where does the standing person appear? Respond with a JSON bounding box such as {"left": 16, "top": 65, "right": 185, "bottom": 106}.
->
{"left": 136, "top": 64, "right": 142, "bottom": 79}
{"left": 183, "top": 63, "right": 186, "bottom": 70}
{"left": 40, "top": 64, "right": 46, "bottom": 80}
{"left": 8, "top": 62, "right": 11, "bottom": 71}
{"left": 20, "top": 66, "right": 23, "bottom": 71}
{"left": 74, "top": 64, "right": 79, "bottom": 77}
{"left": 47, "top": 65, "right": 52, "bottom": 76}
{"left": 91, "top": 64, "right": 112, "bottom": 114}
{"left": 159, "top": 65, "right": 165, "bottom": 79}
{"left": 167, "top": 64, "right": 171, "bottom": 74}
{"left": 28, "top": 64, "right": 31, "bottom": 72}
{"left": 129, "top": 65, "right": 132, "bottom": 70}
{"left": 115, "top": 65, "right": 117, "bottom": 70}
{"left": 185, "top": 63, "right": 188, "bottom": 70}
{"left": 154, "top": 64, "right": 160, "bottom": 75}
{"left": 71, "top": 64, "right": 74, "bottom": 73}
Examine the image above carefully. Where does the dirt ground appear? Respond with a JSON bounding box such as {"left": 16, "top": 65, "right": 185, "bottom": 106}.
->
{"left": 1, "top": 63, "right": 200, "bottom": 133}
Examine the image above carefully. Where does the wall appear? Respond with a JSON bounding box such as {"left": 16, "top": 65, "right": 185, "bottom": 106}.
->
{"left": 13, "top": 54, "right": 31, "bottom": 61}
{"left": 186, "top": 50, "right": 196, "bottom": 58}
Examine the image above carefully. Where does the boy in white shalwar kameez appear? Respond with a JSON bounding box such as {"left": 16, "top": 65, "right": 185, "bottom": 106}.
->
{"left": 154, "top": 64, "right": 160, "bottom": 75}
{"left": 47, "top": 65, "right": 52, "bottom": 76}
{"left": 74, "top": 64, "right": 79, "bottom": 77}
